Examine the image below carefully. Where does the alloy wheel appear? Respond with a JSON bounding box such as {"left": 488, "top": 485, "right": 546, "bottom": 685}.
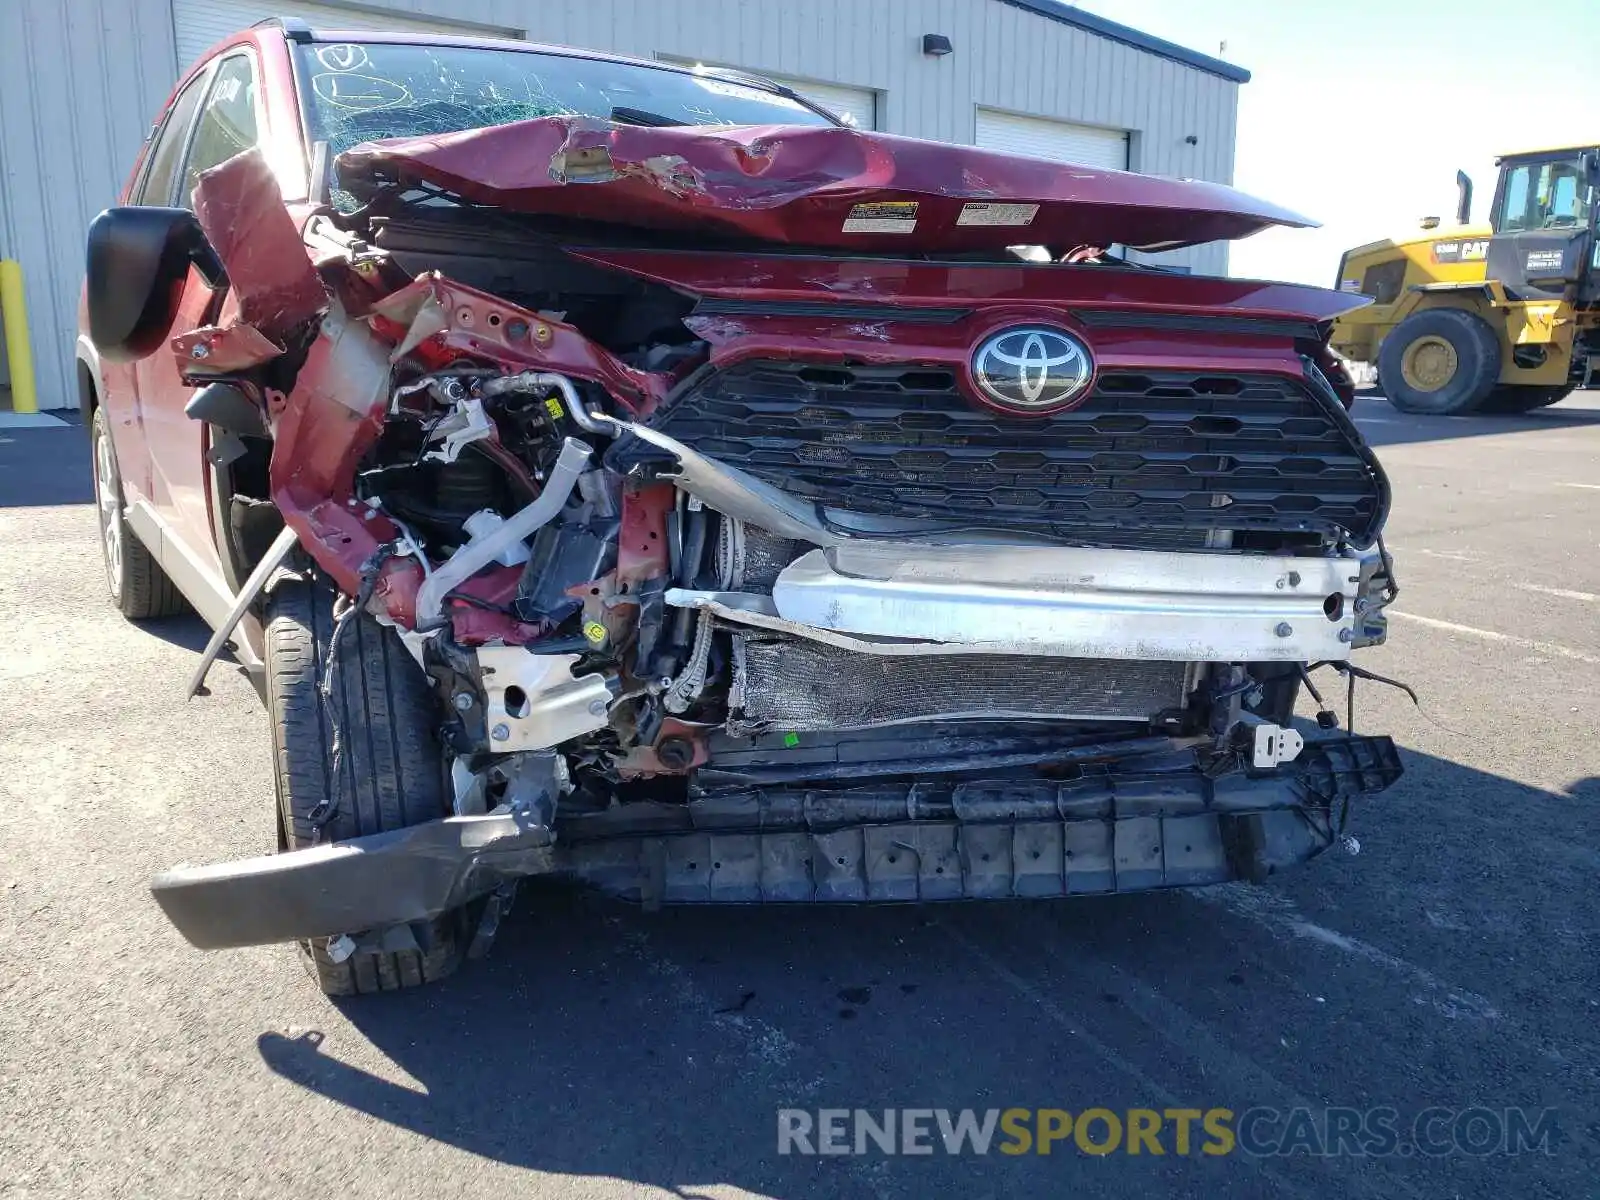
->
{"left": 93, "top": 422, "right": 123, "bottom": 598}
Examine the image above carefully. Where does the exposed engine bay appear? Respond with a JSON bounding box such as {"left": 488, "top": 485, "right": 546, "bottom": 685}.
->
{"left": 145, "top": 130, "right": 1405, "bottom": 947}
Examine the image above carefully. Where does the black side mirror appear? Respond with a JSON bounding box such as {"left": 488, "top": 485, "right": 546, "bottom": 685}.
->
{"left": 85, "top": 206, "right": 227, "bottom": 364}
{"left": 1455, "top": 170, "right": 1473, "bottom": 225}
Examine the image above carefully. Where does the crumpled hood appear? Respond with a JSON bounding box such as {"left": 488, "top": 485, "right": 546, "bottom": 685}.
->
{"left": 338, "top": 118, "right": 1313, "bottom": 253}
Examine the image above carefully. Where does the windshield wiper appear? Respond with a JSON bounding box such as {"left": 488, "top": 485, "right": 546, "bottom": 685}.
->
{"left": 610, "top": 105, "right": 688, "bottom": 128}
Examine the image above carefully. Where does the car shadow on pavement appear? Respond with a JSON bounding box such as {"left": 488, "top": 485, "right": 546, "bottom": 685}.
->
{"left": 255, "top": 746, "right": 1599, "bottom": 1200}
{"left": 1350, "top": 392, "right": 1600, "bottom": 448}
{"left": 0, "top": 426, "right": 92, "bottom": 507}
{"left": 137, "top": 614, "right": 214, "bottom": 656}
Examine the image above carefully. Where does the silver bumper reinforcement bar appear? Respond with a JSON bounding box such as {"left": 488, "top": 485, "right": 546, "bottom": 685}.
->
{"left": 671, "top": 542, "right": 1380, "bottom": 662}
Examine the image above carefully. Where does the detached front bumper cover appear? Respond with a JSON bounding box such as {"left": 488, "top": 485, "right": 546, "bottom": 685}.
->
{"left": 150, "top": 736, "right": 1401, "bottom": 950}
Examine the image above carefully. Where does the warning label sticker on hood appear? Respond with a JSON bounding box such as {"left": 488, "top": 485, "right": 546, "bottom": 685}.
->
{"left": 957, "top": 202, "right": 1039, "bottom": 227}
{"left": 842, "top": 201, "right": 918, "bottom": 233}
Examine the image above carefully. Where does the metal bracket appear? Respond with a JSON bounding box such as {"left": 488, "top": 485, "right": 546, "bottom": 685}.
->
{"left": 1348, "top": 548, "right": 1393, "bottom": 649}
{"left": 1238, "top": 713, "right": 1304, "bottom": 769}
{"left": 423, "top": 396, "right": 493, "bottom": 464}
{"left": 476, "top": 647, "right": 611, "bottom": 752}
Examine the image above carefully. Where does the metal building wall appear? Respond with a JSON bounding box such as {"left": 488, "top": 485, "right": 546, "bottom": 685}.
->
{"left": 0, "top": 0, "right": 1240, "bottom": 409}
{"left": 0, "top": 0, "right": 179, "bottom": 412}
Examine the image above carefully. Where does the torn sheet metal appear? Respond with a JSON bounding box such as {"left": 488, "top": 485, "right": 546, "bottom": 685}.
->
{"left": 366, "top": 273, "right": 665, "bottom": 412}
{"left": 190, "top": 148, "right": 326, "bottom": 339}
{"left": 173, "top": 322, "right": 286, "bottom": 379}
{"left": 606, "top": 422, "right": 843, "bottom": 546}
{"left": 337, "top": 119, "right": 1315, "bottom": 254}
{"left": 267, "top": 300, "right": 412, "bottom": 602}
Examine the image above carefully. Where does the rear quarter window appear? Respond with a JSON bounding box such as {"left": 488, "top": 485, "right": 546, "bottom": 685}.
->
{"left": 135, "top": 72, "right": 209, "bottom": 206}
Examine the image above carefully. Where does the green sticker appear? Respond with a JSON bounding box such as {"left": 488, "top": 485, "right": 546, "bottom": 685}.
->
{"left": 783, "top": 732, "right": 800, "bottom": 748}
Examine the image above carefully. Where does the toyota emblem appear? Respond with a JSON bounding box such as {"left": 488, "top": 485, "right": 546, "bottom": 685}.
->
{"left": 971, "top": 326, "right": 1094, "bottom": 413}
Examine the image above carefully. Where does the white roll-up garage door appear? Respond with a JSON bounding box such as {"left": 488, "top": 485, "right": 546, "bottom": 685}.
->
{"left": 975, "top": 108, "right": 1128, "bottom": 170}
{"left": 657, "top": 56, "right": 877, "bottom": 130}
{"left": 171, "top": 1, "right": 519, "bottom": 75}
{"left": 760, "top": 75, "right": 878, "bottom": 131}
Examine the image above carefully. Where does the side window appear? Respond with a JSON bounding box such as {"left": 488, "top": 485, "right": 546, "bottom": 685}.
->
{"left": 178, "top": 55, "right": 259, "bottom": 208}
{"left": 134, "top": 72, "right": 209, "bottom": 206}
{"left": 1499, "top": 165, "right": 1534, "bottom": 233}
{"left": 1548, "top": 171, "right": 1580, "bottom": 225}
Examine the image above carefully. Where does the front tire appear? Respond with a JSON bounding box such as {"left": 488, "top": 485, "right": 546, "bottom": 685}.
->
{"left": 90, "top": 407, "right": 188, "bottom": 619}
{"left": 265, "top": 579, "right": 464, "bottom": 995}
{"left": 1379, "top": 308, "right": 1502, "bottom": 415}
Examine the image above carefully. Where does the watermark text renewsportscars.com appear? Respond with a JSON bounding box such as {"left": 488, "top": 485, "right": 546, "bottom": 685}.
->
{"left": 777, "top": 1106, "right": 1558, "bottom": 1158}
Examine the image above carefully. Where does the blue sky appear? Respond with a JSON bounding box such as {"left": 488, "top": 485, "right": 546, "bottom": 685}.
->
{"left": 1075, "top": 0, "right": 1600, "bottom": 284}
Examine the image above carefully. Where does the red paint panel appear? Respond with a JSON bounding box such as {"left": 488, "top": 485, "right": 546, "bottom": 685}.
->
{"left": 573, "top": 249, "right": 1372, "bottom": 324}
{"left": 173, "top": 322, "right": 284, "bottom": 376}
{"left": 616, "top": 484, "right": 674, "bottom": 588}
{"left": 190, "top": 148, "right": 326, "bottom": 340}
{"left": 675, "top": 310, "right": 1309, "bottom": 419}
{"left": 338, "top": 120, "right": 1314, "bottom": 254}
{"left": 366, "top": 273, "right": 666, "bottom": 412}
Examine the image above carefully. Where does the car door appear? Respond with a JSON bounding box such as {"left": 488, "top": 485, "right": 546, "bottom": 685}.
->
{"left": 133, "top": 50, "right": 263, "bottom": 583}
{"left": 104, "top": 66, "right": 212, "bottom": 509}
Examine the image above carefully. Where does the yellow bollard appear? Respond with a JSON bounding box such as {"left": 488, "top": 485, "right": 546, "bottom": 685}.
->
{"left": 0, "top": 260, "right": 40, "bottom": 414}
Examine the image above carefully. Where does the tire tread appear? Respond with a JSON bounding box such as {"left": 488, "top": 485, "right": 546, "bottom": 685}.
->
{"left": 265, "top": 580, "right": 460, "bottom": 996}
{"left": 1379, "top": 308, "right": 1502, "bottom": 416}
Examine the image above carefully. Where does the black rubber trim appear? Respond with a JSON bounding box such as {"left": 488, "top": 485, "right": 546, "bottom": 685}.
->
{"left": 693, "top": 297, "right": 971, "bottom": 323}
{"left": 1299, "top": 353, "right": 1391, "bottom": 548}
{"left": 149, "top": 736, "right": 1400, "bottom": 945}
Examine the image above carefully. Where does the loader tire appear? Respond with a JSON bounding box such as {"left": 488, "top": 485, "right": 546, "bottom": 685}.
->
{"left": 1480, "top": 384, "right": 1573, "bottom": 414}
{"left": 265, "top": 579, "right": 464, "bottom": 996}
{"left": 1379, "top": 309, "right": 1501, "bottom": 415}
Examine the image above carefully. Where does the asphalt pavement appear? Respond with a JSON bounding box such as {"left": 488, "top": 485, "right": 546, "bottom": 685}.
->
{"left": 1, "top": 395, "right": 1597, "bottom": 1199}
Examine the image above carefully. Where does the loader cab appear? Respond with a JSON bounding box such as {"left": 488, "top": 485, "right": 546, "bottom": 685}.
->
{"left": 1485, "top": 147, "right": 1600, "bottom": 301}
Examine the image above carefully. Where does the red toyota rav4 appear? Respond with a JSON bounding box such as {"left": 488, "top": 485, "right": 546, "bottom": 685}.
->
{"left": 80, "top": 20, "right": 1402, "bottom": 995}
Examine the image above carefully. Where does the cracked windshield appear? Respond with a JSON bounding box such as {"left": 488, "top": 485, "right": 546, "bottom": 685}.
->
{"left": 298, "top": 40, "right": 835, "bottom": 161}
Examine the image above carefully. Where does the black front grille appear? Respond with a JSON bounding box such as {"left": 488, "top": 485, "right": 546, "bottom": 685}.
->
{"left": 647, "top": 360, "right": 1385, "bottom": 546}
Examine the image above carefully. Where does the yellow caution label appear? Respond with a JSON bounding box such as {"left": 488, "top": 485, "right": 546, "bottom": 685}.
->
{"left": 545, "top": 396, "right": 565, "bottom": 421}
{"left": 582, "top": 620, "right": 608, "bottom": 645}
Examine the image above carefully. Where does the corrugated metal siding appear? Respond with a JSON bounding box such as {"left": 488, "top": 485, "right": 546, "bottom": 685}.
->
{"left": 172, "top": 0, "right": 520, "bottom": 73}
{"left": 0, "top": 0, "right": 178, "bottom": 410}
{"left": 2, "top": 0, "right": 1239, "bottom": 408}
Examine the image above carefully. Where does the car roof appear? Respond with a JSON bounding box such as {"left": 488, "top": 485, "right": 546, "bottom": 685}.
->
{"left": 263, "top": 20, "right": 798, "bottom": 96}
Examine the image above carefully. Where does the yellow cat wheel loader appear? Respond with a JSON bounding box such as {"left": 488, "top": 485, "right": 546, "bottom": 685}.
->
{"left": 1330, "top": 147, "right": 1600, "bottom": 414}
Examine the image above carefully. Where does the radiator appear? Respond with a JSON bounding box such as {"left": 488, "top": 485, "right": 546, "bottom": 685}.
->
{"left": 732, "top": 634, "right": 1188, "bottom": 732}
